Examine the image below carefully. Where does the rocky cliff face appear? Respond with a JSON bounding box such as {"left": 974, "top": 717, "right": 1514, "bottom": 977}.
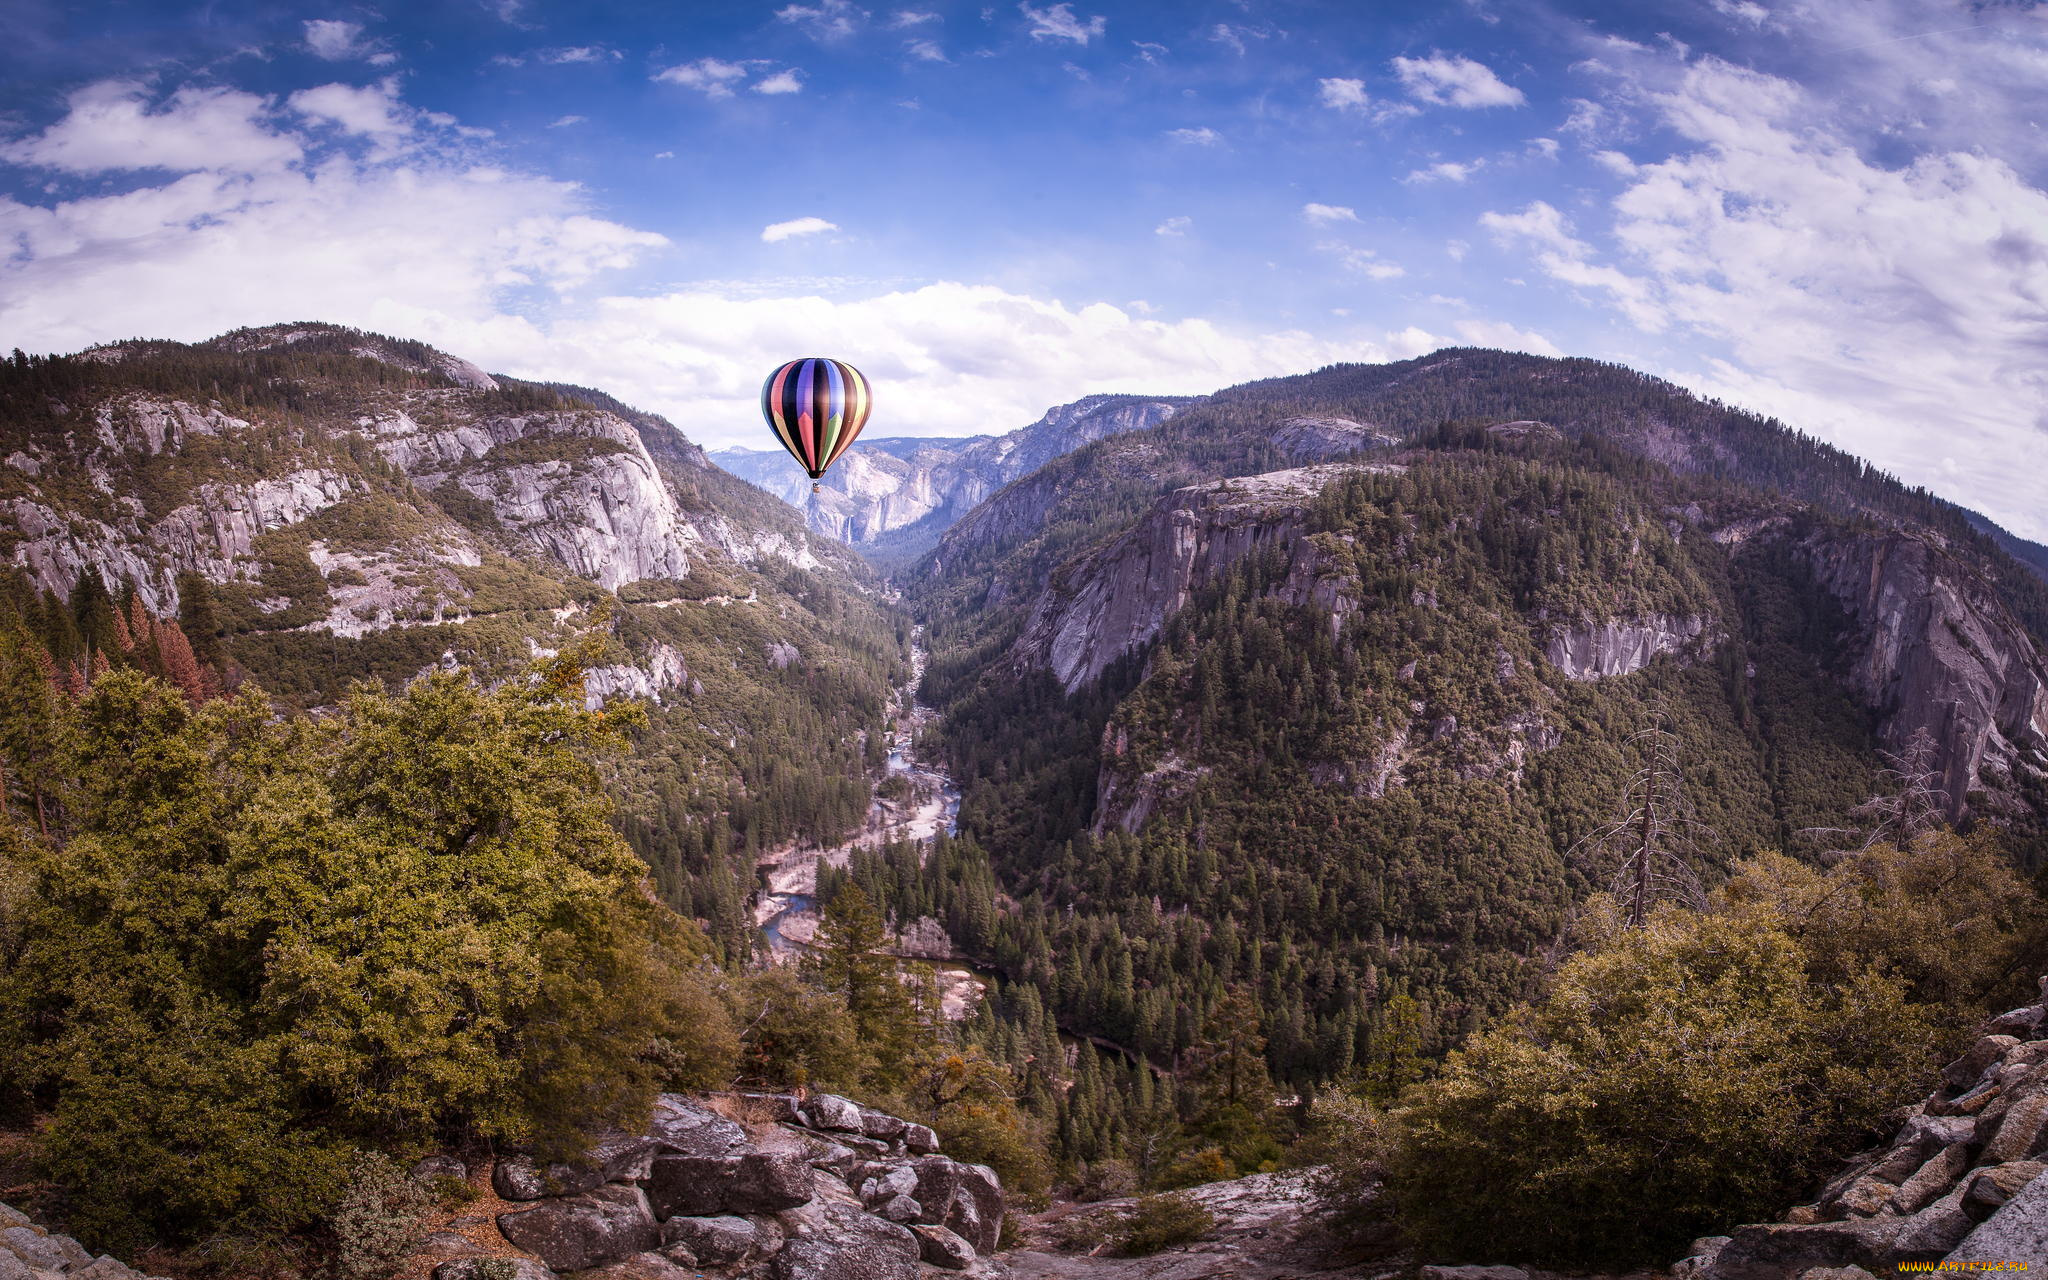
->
{"left": 1796, "top": 530, "right": 2048, "bottom": 822}
{"left": 1013, "top": 463, "right": 1396, "bottom": 693}
{"left": 1542, "top": 614, "right": 1719, "bottom": 680}
{"left": 3, "top": 325, "right": 829, "bottom": 624}
{"left": 711, "top": 394, "right": 1192, "bottom": 549}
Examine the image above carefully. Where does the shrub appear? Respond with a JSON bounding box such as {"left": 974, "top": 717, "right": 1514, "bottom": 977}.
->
{"left": 324, "top": 1152, "right": 432, "bottom": 1280}
{"left": 1117, "top": 1193, "right": 1215, "bottom": 1255}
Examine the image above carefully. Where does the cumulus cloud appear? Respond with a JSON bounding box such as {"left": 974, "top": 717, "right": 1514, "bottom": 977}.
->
{"left": 1393, "top": 54, "right": 1525, "bottom": 108}
{"left": 653, "top": 58, "right": 750, "bottom": 98}
{"left": 1155, "top": 215, "right": 1191, "bottom": 237}
{"left": 1303, "top": 203, "right": 1357, "bottom": 224}
{"left": 1490, "top": 45, "right": 2048, "bottom": 539}
{"left": 1165, "top": 127, "right": 1221, "bottom": 145}
{"left": 1020, "top": 2, "right": 1105, "bottom": 45}
{"left": 891, "top": 8, "right": 939, "bottom": 25}
{"left": 777, "top": 0, "right": 867, "bottom": 39}
{"left": 1453, "top": 318, "right": 1562, "bottom": 356}
{"left": 0, "top": 80, "right": 665, "bottom": 359}
{"left": 303, "top": 20, "right": 392, "bottom": 64}
{"left": 762, "top": 216, "right": 839, "bottom": 242}
{"left": 1, "top": 81, "right": 302, "bottom": 174}
{"left": 754, "top": 69, "right": 805, "bottom": 94}
{"left": 906, "top": 40, "right": 947, "bottom": 62}
{"left": 1318, "top": 77, "right": 1368, "bottom": 110}
{"left": 288, "top": 80, "right": 412, "bottom": 144}
{"left": 541, "top": 46, "right": 616, "bottom": 64}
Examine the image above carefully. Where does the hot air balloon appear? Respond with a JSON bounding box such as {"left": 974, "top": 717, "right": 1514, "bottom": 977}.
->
{"left": 760, "top": 357, "right": 873, "bottom": 492}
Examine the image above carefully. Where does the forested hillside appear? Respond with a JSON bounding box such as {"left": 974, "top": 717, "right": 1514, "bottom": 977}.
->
{"left": 900, "top": 349, "right": 2048, "bottom": 1187}
{"left": 0, "top": 326, "right": 907, "bottom": 955}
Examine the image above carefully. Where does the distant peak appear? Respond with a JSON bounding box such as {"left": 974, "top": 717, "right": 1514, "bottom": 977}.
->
{"left": 200, "top": 322, "right": 500, "bottom": 391}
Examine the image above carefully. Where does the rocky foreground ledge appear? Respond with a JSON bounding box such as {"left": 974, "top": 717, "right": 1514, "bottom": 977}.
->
{"left": 1676, "top": 981, "right": 2048, "bottom": 1277}
{"left": 423, "top": 1092, "right": 1005, "bottom": 1280}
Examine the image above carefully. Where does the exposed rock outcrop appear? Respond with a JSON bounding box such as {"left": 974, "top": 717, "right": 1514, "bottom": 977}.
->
{"left": 1541, "top": 613, "right": 1718, "bottom": 680}
{"left": 1676, "top": 979, "right": 2048, "bottom": 1277}
{"left": 1012, "top": 463, "right": 1400, "bottom": 693}
{"left": 712, "top": 395, "right": 1193, "bottom": 548}
{"left": 464, "top": 1094, "right": 1005, "bottom": 1280}
{"left": 1796, "top": 531, "right": 2048, "bottom": 821}
{"left": 0, "top": 1200, "right": 168, "bottom": 1280}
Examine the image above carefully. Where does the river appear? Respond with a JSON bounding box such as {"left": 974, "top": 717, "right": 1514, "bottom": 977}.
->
{"left": 751, "top": 630, "right": 979, "bottom": 1011}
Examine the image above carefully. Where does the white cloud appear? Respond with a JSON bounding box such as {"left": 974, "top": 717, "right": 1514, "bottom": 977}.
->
{"left": 1487, "top": 45, "right": 2048, "bottom": 539}
{"left": 1529, "top": 136, "right": 1560, "bottom": 159}
{"left": 288, "top": 80, "right": 411, "bottom": 144}
{"left": 1, "top": 81, "right": 302, "bottom": 174}
{"left": 1404, "top": 160, "right": 1478, "bottom": 184}
{"left": 539, "top": 46, "right": 618, "bottom": 64}
{"left": 754, "top": 69, "right": 805, "bottom": 94}
{"left": 0, "top": 82, "right": 665, "bottom": 360}
{"left": 1591, "top": 149, "right": 1635, "bottom": 175}
{"left": 1453, "top": 318, "right": 1562, "bottom": 356}
{"left": 1710, "top": 0, "right": 1769, "bottom": 27}
{"left": 777, "top": 0, "right": 868, "bottom": 39}
{"left": 1132, "top": 41, "right": 1167, "bottom": 63}
{"left": 906, "top": 40, "right": 947, "bottom": 61}
{"left": 1393, "top": 54, "right": 1525, "bottom": 108}
{"left": 1320, "top": 243, "right": 1405, "bottom": 279}
{"left": 1155, "top": 215, "right": 1191, "bottom": 237}
{"left": 1166, "top": 127, "right": 1221, "bottom": 145}
{"left": 1561, "top": 97, "right": 1606, "bottom": 138}
{"left": 548, "top": 115, "right": 588, "bottom": 128}
{"left": 303, "top": 19, "right": 388, "bottom": 63}
{"left": 762, "top": 216, "right": 839, "bottom": 242}
{"left": 891, "top": 9, "right": 940, "bottom": 25}
{"left": 1020, "top": 2, "right": 1105, "bottom": 45}
{"left": 1445, "top": 238, "right": 1469, "bottom": 261}
{"left": 1318, "top": 77, "right": 1369, "bottom": 111}
{"left": 1303, "top": 203, "right": 1357, "bottom": 224}
{"left": 653, "top": 58, "right": 750, "bottom": 98}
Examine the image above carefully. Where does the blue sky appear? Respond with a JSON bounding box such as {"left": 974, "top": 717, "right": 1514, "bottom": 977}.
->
{"left": 4, "top": 0, "right": 2047, "bottom": 537}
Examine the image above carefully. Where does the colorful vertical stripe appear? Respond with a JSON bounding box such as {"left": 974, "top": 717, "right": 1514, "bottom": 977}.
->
{"left": 760, "top": 357, "right": 873, "bottom": 479}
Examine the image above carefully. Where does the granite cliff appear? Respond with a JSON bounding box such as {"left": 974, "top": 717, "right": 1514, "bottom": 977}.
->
{"left": 711, "top": 394, "right": 1192, "bottom": 553}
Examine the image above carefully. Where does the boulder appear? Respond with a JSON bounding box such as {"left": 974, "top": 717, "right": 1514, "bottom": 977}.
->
{"left": 412, "top": 1155, "right": 468, "bottom": 1183}
{"left": 772, "top": 1204, "right": 920, "bottom": 1280}
{"left": 647, "top": 1153, "right": 815, "bottom": 1217}
{"left": 1942, "top": 1036, "right": 2019, "bottom": 1091}
{"left": 902, "top": 1124, "right": 940, "bottom": 1155}
{"left": 1961, "top": 1160, "right": 2046, "bottom": 1218}
{"left": 1672, "top": 1238, "right": 1731, "bottom": 1280}
{"left": 1700, "top": 1220, "right": 1901, "bottom": 1280}
{"left": 73, "top": 1260, "right": 146, "bottom": 1280}
{"left": 859, "top": 1109, "right": 908, "bottom": 1143}
{"left": 859, "top": 1164, "right": 920, "bottom": 1207}
{"left": 0, "top": 1252, "right": 34, "bottom": 1280}
{"left": 804, "top": 1095, "right": 868, "bottom": 1134}
{"left": 0, "top": 1206, "right": 29, "bottom": 1231}
{"left": 909, "top": 1224, "right": 977, "bottom": 1270}
{"left": 879, "top": 1195, "right": 923, "bottom": 1223}
{"left": 1949, "top": 1169, "right": 2048, "bottom": 1261}
{"left": 493, "top": 1153, "right": 603, "bottom": 1201}
{"left": 907, "top": 1156, "right": 1004, "bottom": 1253}
{"left": 498, "top": 1184, "right": 661, "bottom": 1271}
{"left": 2, "top": 1226, "right": 93, "bottom": 1271}
{"left": 1824, "top": 1174, "right": 1896, "bottom": 1218}
{"left": 1889, "top": 1143, "right": 1970, "bottom": 1215}
{"left": 659, "top": 1214, "right": 767, "bottom": 1264}
{"left": 413, "top": 1231, "right": 481, "bottom": 1263}
{"left": 433, "top": 1261, "right": 556, "bottom": 1280}
{"left": 650, "top": 1094, "right": 749, "bottom": 1158}
{"left": 1985, "top": 1005, "right": 2048, "bottom": 1038}
{"left": 1419, "top": 1269, "right": 1528, "bottom": 1280}
{"left": 581, "top": 1252, "right": 703, "bottom": 1280}
{"left": 1880, "top": 1185, "right": 1974, "bottom": 1261}
{"left": 1980, "top": 1092, "right": 2048, "bottom": 1164}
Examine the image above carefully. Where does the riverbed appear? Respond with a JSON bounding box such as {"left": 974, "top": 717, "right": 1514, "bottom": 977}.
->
{"left": 752, "top": 632, "right": 982, "bottom": 1016}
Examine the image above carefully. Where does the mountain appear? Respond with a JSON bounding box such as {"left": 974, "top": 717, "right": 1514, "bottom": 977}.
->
{"left": 708, "top": 393, "right": 1193, "bottom": 558}
{"left": 896, "top": 347, "right": 2048, "bottom": 1123}
{"left": 0, "top": 321, "right": 907, "bottom": 951}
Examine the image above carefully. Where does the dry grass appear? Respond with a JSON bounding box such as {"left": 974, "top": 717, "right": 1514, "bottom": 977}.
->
{"left": 704, "top": 1091, "right": 791, "bottom": 1135}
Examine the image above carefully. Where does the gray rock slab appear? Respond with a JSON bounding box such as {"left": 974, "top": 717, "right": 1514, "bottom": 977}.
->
{"left": 1949, "top": 1169, "right": 2048, "bottom": 1262}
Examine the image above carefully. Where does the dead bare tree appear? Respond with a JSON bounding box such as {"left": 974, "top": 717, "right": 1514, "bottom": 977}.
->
{"left": 1798, "top": 726, "right": 1949, "bottom": 858}
{"left": 1567, "top": 707, "right": 1716, "bottom": 927}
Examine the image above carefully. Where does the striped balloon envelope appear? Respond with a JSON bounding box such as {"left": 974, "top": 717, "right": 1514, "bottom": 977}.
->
{"left": 760, "top": 357, "right": 873, "bottom": 485}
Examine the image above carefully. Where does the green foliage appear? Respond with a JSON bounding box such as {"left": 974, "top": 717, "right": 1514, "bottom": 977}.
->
{"left": 1362, "top": 831, "right": 2042, "bottom": 1268}
{"left": 1117, "top": 1193, "right": 1215, "bottom": 1255}
{"left": 323, "top": 1153, "right": 432, "bottom": 1280}
{"left": 0, "top": 662, "right": 717, "bottom": 1248}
